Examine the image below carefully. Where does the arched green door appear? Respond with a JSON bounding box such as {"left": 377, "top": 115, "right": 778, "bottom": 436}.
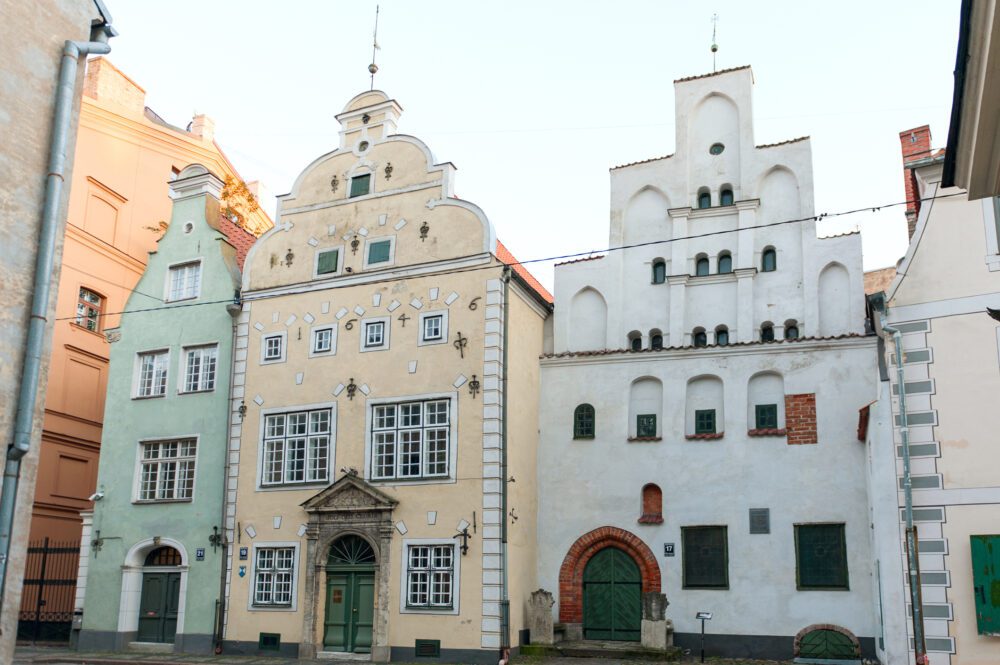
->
{"left": 324, "top": 536, "right": 376, "bottom": 653}
{"left": 583, "top": 547, "right": 641, "bottom": 641}
{"left": 798, "top": 629, "right": 859, "bottom": 659}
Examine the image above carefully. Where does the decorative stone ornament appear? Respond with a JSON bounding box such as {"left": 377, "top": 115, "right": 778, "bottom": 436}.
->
{"left": 419, "top": 221, "right": 429, "bottom": 241}
{"left": 453, "top": 332, "right": 468, "bottom": 358}
{"left": 346, "top": 378, "right": 357, "bottom": 400}
{"left": 468, "top": 375, "right": 480, "bottom": 399}
{"left": 330, "top": 175, "right": 339, "bottom": 192}
{"left": 384, "top": 162, "right": 393, "bottom": 180}
{"left": 528, "top": 589, "right": 556, "bottom": 645}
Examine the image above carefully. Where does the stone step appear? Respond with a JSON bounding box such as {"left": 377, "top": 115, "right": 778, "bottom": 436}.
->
{"left": 521, "top": 642, "right": 682, "bottom": 661}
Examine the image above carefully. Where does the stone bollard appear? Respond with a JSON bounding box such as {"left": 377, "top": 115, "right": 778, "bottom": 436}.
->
{"left": 528, "top": 589, "right": 556, "bottom": 645}
{"left": 640, "top": 592, "right": 674, "bottom": 649}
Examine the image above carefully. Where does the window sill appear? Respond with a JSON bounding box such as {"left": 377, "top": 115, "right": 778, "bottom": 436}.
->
{"left": 249, "top": 604, "right": 296, "bottom": 612}
{"left": 165, "top": 295, "right": 198, "bottom": 304}
{"left": 258, "top": 481, "right": 330, "bottom": 491}
{"left": 370, "top": 476, "right": 451, "bottom": 484}
{"left": 178, "top": 388, "right": 216, "bottom": 396}
{"left": 748, "top": 428, "right": 786, "bottom": 437}
{"left": 795, "top": 586, "right": 850, "bottom": 592}
{"left": 132, "top": 394, "right": 166, "bottom": 401}
{"left": 134, "top": 498, "right": 193, "bottom": 505}
{"left": 638, "top": 513, "right": 663, "bottom": 525}
{"left": 573, "top": 435, "right": 595, "bottom": 441}
{"left": 682, "top": 585, "right": 729, "bottom": 590}
{"left": 685, "top": 432, "right": 724, "bottom": 440}
{"left": 627, "top": 436, "right": 662, "bottom": 442}
{"left": 260, "top": 358, "right": 286, "bottom": 365}
{"left": 70, "top": 323, "right": 106, "bottom": 338}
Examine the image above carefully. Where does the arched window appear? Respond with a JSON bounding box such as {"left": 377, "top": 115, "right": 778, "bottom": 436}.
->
{"left": 720, "top": 188, "right": 734, "bottom": 206}
{"left": 628, "top": 331, "right": 642, "bottom": 351}
{"left": 697, "top": 189, "right": 711, "bottom": 209}
{"left": 695, "top": 255, "right": 710, "bottom": 276}
{"left": 574, "top": 404, "right": 595, "bottom": 439}
{"left": 693, "top": 328, "right": 708, "bottom": 348}
{"left": 715, "top": 326, "right": 729, "bottom": 346}
{"left": 784, "top": 320, "right": 800, "bottom": 340}
{"left": 718, "top": 252, "right": 733, "bottom": 274}
{"left": 650, "top": 333, "right": 663, "bottom": 350}
{"left": 762, "top": 247, "right": 777, "bottom": 272}
{"left": 760, "top": 322, "right": 775, "bottom": 342}
{"left": 76, "top": 287, "right": 105, "bottom": 332}
{"left": 639, "top": 484, "right": 664, "bottom": 524}
{"left": 651, "top": 260, "right": 666, "bottom": 284}
{"left": 145, "top": 546, "right": 182, "bottom": 566}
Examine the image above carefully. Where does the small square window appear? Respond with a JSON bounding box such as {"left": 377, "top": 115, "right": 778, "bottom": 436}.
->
{"left": 695, "top": 409, "right": 716, "bottom": 434}
{"left": 367, "top": 239, "right": 392, "bottom": 266}
{"left": 262, "top": 334, "right": 284, "bottom": 362}
{"left": 795, "top": 524, "right": 848, "bottom": 590}
{"left": 422, "top": 315, "right": 443, "bottom": 342}
{"left": 682, "top": 526, "right": 728, "bottom": 589}
{"left": 312, "top": 327, "right": 335, "bottom": 355}
{"left": 365, "top": 321, "right": 385, "bottom": 348}
{"left": 316, "top": 249, "right": 339, "bottom": 275}
{"left": 350, "top": 174, "right": 371, "bottom": 198}
{"left": 755, "top": 404, "right": 778, "bottom": 429}
{"left": 636, "top": 414, "right": 657, "bottom": 438}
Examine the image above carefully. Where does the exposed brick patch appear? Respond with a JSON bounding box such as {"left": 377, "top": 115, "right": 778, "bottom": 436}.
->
{"left": 747, "top": 428, "right": 787, "bottom": 437}
{"left": 793, "top": 624, "right": 860, "bottom": 657}
{"left": 684, "top": 432, "right": 724, "bottom": 440}
{"left": 785, "top": 393, "right": 817, "bottom": 445}
{"left": 627, "top": 436, "right": 662, "bottom": 442}
{"left": 558, "top": 527, "right": 661, "bottom": 623}
{"left": 639, "top": 485, "right": 663, "bottom": 524}
{"left": 899, "top": 126, "right": 932, "bottom": 239}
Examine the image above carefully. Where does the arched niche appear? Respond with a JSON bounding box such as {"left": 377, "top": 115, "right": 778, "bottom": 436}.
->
{"left": 759, "top": 166, "right": 800, "bottom": 224}
{"left": 624, "top": 187, "right": 670, "bottom": 246}
{"left": 817, "top": 262, "right": 851, "bottom": 336}
{"left": 685, "top": 375, "right": 724, "bottom": 437}
{"left": 628, "top": 377, "right": 663, "bottom": 439}
{"left": 569, "top": 288, "right": 607, "bottom": 351}
{"left": 691, "top": 94, "right": 740, "bottom": 187}
{"left": 747, "top": 372, "right": 785, "bottom": 431}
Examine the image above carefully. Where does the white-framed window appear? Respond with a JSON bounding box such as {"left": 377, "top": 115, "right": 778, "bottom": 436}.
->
{"left": 181, "top": 344, "right": 217, "bottom": 393}
{"left": 418, "top": 310, "right": 448, "bottom": 346}
{"left": 363, "top": 236, "right": 395, "bottom": 269}
{"left": 261, "top": 332, "right": 286, "bottom": 364}
{"left": 135, "top": 350, "right": 169, "bottom": 398}
{"left": 314, "top": 247, "right": 343, "bottom": 278}
{"left": 261, "top": 408, "right": 333, "bottom": 487}
{"left": 166, "top": 261, "right": 201, "bottom": 301}
{"left": 251, "top": 543, "right": 298, "bottom": 609}
{"left": 310, "top": 325, "right": 337, "bottom": 357}
{"left": 370, "top": 398, "right": 451, "bottom": 481}
{"left": 360, "top": 317, "right": 390, "bottom": 352}
{"left": 137, "top": 438, "right": 196, "bottom": 502}
{"left": 400, "top": 540, "right": 460, "bottom": 614}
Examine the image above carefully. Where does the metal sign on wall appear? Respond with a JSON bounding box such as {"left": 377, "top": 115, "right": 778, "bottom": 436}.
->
{"left": 663, "top": 543, "right": 675, "bottom": 557}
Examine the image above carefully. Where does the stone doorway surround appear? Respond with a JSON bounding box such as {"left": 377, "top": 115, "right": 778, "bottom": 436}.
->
{"left": 299, "top": 474, "right": 397, "bottom": 661}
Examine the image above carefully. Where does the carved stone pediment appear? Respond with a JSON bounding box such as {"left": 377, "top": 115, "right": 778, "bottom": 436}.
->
{"left": 300, "top": 473, "right": 397, "bottom": 513}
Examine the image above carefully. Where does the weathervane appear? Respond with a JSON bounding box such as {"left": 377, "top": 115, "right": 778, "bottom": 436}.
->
{"left": 711, "top": 14, "right": 719, "bottom": 72}
{"left": 369, "top": 5, "right": 381, "bottom": 90}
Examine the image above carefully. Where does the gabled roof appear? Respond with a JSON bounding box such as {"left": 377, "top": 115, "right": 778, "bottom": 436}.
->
{"left": 673, "top": 65, "right": 752, "bottom": 83}
{"left": 756, "top": 136, "right": 809, "bottom": 149}
{"left": 218, "top": 216, "right": 257, "bottom": 270}
{"left": 495, "top": 241, "right": 554, "bottom": 304}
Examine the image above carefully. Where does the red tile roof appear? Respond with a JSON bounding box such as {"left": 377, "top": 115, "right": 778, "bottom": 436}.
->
{"left": 674, "top": 65, "right": 752, "bottom": 83}
{"left": 555, "top": 254, "right": 606, "bottom": 267}
{"left": 610, "top": 154, "right": 674, "bottom": 171}
{"left": 541, "top": 333, "right": 870, "bottom": 358}
{"left": 495, "top": 241, "right": 554, "bottom": 304}
{"left": 218, "top": 216, "right": 257, "bottom": 270}
{"left": 756, "top": 136, "right": 809, "bottom": 149}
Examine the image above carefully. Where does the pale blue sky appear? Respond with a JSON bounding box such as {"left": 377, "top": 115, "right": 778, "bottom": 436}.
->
{"left": 105, "top": 0, "right": 960, "bottom": 287}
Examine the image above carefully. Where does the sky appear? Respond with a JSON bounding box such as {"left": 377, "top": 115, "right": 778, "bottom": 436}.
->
{"left": 103, "top": 0, "right": 961, "bottom": 289}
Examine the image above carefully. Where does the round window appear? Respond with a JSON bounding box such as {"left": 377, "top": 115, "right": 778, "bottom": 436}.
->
{"left": 709, "top": 143, "right": 725, "bottom": 155}
{"left": 183, "top": 222, "right": 194, "bottom": 234}
{"left": 358, "top": 140, "right": 370, "bottom": 152}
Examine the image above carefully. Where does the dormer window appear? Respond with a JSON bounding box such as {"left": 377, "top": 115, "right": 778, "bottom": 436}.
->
{"left": 350, "top": 174, "right": 371, "bottom": 198}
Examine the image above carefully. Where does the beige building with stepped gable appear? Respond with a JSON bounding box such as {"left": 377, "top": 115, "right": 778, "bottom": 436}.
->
{"left": 221, "top": 90, "right": 551, "bottom": 660}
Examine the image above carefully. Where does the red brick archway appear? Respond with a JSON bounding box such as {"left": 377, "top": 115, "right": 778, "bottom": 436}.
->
{"left": 558, "top": 526, "right": 661, "bottom": 623}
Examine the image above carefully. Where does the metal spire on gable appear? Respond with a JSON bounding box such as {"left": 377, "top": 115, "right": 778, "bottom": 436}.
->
{"left": 711, "top": 14, "right": 719, "bottom": 72}
{"left": 368, "top": 5, "right": 381, "bottom": 90}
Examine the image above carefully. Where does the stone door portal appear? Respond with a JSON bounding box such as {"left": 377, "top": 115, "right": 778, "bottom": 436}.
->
{"left": 323, "top": 535, "right": 376, "bottom": 652}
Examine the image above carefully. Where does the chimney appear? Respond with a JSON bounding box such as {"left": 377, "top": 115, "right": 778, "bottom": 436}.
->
{"left": 82, "top": 57, "right": 146, "bottom": 115}
{"left": 898, "top": 126, "right": 932, "bottom": 239}
{"left": 190, "top": 114, "right": 216, "bottom": 143}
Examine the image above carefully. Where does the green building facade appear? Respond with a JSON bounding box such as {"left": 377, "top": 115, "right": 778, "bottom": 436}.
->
{"left": 75, "top": 164, "right": 251, "bottom": 653}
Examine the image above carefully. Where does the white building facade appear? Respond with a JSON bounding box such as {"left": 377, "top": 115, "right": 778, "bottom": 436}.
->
{"left": 536, "top": 66, "right": 893, "bottom": 660}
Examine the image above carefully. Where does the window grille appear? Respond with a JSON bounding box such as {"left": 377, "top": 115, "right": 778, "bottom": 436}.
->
{"left": 636, "top": 414, "right": 657, "bottom": 438}
{"left": 795, "top": 524, "right": 848, "bottom": 589}
{"left": 682, "top": 526, "right": 728, "bottom": 588}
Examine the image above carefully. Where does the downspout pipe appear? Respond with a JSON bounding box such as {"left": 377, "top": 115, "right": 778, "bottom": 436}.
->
{"left": 881, "top": 317, "right": 927, "bottom": 664}
{"left": 0, "top": 23, "right": 115, "bottom": 615}
{"left": 499, "top": 266, "right": 511, "bottom": 656}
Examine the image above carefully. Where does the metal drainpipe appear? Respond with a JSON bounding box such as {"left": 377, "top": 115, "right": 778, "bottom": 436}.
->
{"left": 499, "top": 266, "right": 511, "bottom": 655}
{"left": 0, "top": 23, "right": 115, "bottom": 618}
{"left": 882, "top": 317, "right": 927, "bottom": 664}
{"left": 216, "top": 299, "right": 242, "bottom": 653}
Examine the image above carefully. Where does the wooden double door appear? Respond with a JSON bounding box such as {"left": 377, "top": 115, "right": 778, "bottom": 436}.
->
{"left": 137, "top": 572, "right": 180, "bottom": 643}
{"left": 324, "top": 570, "right": 375, "bottom": 652}
{"left": 583, "top": 547, "right": 641, "bottom": 641}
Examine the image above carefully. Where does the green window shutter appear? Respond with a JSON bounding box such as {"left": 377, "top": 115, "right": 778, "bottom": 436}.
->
{"left": 682, "top": 526, "right": 728, "bottom": 588}
{"left": 970, "top": 534, "right": 1000, "bottom": 634}
{"left": 694, "top": 409, "right": 716, "bottom": 434}
{"left": 796, "top": 524, "right": 848, "bottom": 589}
{"left": 350, "top": 174, "right": 371, "bottom": 197}
{"left": 755, "top": 404, "right": 778, "bottom": 429}
{"left": 368, "top": 240, "right": 391, "bottom": 264}
{"left": 636, "top": 414, "right": 656, "bottom": 438}
{"left": 574, "top": 404, "right": 595, "bottom": 439}
{"left": 317, "top": 249, "right": 339, "bottom": 275}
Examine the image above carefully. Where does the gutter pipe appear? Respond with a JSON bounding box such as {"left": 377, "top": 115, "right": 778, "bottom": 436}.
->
{"left": 0, "top": 22, "right": 115, "bottom": 616}
{"left": 499, "top": 266, "right": 511, "bottom": 655}
{"left": 942, "top": 0, "right": 973, "bottom": 188}
{"left": 881, "top": 317, "right": 927, "bottom": 664}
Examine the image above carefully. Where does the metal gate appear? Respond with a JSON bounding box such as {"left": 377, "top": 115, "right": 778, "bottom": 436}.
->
{"left": 17, "top": 538, "right": 80, "bottom": 642}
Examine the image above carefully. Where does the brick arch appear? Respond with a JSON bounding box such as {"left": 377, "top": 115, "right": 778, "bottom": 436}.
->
{"left": 793, "top": 623, "right": 860, "bottom": 658}
{"left": 558, "top": 526, "right": 661, "bottom": 623}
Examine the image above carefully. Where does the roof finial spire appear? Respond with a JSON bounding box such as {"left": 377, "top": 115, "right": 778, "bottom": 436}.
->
{"left": 711, "top": 13, "right": 719, "bottom": 72}
{"left": 368, "top": 5, "right": 381, "bottom": 90}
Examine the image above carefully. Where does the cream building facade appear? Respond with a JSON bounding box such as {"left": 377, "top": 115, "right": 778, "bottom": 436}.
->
{"left": 222, "top": 91, "right": 551, "bottom": 660}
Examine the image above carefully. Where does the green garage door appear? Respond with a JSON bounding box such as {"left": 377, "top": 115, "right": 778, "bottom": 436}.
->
{"left": 971, "top": 534, "right": 1000, "bottom": 635}
{"left": 583, "top": 547, "right": 641, "bottom": 641}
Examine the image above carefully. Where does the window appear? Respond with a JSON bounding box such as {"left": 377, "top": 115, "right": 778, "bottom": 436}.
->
{"left": 755, "top": 404, "right": 778, "bottom": 429}
{"left": 75, "top": 288, "right": 103, "bottom": 332}
{"left": 167, "top": 261, "right": 201, "bottom": 301}
{"left": 365, "top": 321, "right": 386, "bottom": 348}
{"left": 254, "top": 546, "right": 295, "bottom": 606}
{"left": 136, "top": 351, "right": 168, "bottom": 398}
{"left": 262, "top": 333, "right": 285, "bottom": 363}
{"left": 695, "top": 256, "right": 710, "bottom": 276}
{"left": 312, "top": 326, "right": 336, "bottom": 355}
{"left": 785, "top": 322, "right": 800, "bottom": 340}
{"left": 316, "top": 248, "right": 340, "bottom": 276}
{"left": 650, "top": 334, "right": 663, "bottom": 350}
{"left": 695, "top": 409, "right": 716, "bottom": 434}
{"left": 715, "top": 327, "right": 729, "bottom": 346}
{"left": 138, "top": 438, "right": 196, "bottom": 501}
{"left": 365, "top": 238, "right": 393, "bottom": 268}
{"left": 718, "top": 252, "right": 733, "bottom": 274}
{"left": 573, "top": 404, "right": 595, "bottom": 439}
{"left": 709, "top": 143, "right": 725, "bottom": 155}
{"left": 261, "top": 409, "right": 332, "bottom": 486}
{"left": 682, "top": 526, "right": 728, "bottom": 588}
{"left": 349, "top": 173, "right": 371, "bottom": 198}
{"left": 371, "top": 399, "right": 451, "bottom": 481}
{"left": 720, "top": 188, "right": 734, "bottom": 206}
{"left": 693, "top": 329, "right": 708, "bottom": 347}
{"left": 762, "top": 248, "right": 777, "bottom": 272}
{"left": 630, "top": 335, "right": 642, "bottom": 352}
{"left": 406, "top": 544, "right": 455, "bottom": 609}
{"left": 760, "top": 323, "right": 775, "bottom": 342}
{"left": 795, "top": 524, "right": 848, "bottom": 590}
{"left": 418, "top": 311, "right": 448, "bottom": 346}
{"left": 652, "top": 260, "right": 666, "bottom": 284}
{"left": 698, "top": 190, "right": 711, "bottom": 209}
{"left": 636, "top": 414, "right": 657, "bottom": 438}
{"left": 182, "top": 345, "right": 217, "bottom": 392}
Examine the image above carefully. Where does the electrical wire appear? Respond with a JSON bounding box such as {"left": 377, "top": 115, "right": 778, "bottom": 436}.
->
{"left": 55, "top": 190, "right": 964, "bottom": 323}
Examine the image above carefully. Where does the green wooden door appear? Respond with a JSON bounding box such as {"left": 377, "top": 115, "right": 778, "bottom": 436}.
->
{"left": 971, "top": 535, "right": 1000, "bottom": 635}
{"left": 583, "top": 547, "right": 641, "bottom": 641}
{"left": 137, "top": 572, "right": 180, "bottom": 643}
{"left": 323, "top": 572, "right": 375, "bottom": 652}
{"left": 798, "top": 629, "right": 859, "bottom": 659}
